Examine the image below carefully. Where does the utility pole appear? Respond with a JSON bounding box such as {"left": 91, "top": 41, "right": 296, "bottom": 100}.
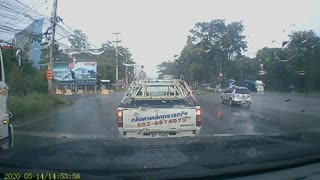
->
{"left": 125, "top": 53, "right": 128, "bottom": 89}
{"left": 48, "top": 0, "right": 58, "bottom": 93}
{"left": 113, "top": 32, "right": 121, "bottom": 90}
{"left": 240, "top": 59, "right": 243, "bottom": 81}
{"left": 219, "top": 59, "right": 222, "bottom": 74}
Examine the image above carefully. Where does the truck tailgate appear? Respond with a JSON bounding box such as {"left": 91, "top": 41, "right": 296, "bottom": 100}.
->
{"left": 122, "top": 107, "right": 197, "bottom": 132}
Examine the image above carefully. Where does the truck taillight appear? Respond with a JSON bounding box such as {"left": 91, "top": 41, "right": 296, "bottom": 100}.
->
{"left": 196, "top": 109, "right": 201, "bottom": 116}
{"left": 196, "top": 107, "right": 201, "bottom": 127}
{"left": 117, "top": 110, "right": 123, "bottom": 118}
{"left": 196, "top": 120, "right": 201, "bottom": 127}
{"left": 117, "top": 110, "right": 123, "bottom": 127}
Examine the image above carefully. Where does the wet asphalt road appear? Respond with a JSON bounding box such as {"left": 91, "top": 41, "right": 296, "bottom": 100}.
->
{"left": 13, "top": 91, "right": 320, "bottom": 140}
{"left": 198, "top": 92, "right": 320, "bottom": 135}
{"left": 2, "top": 91, "right": 320, "bottom": 179}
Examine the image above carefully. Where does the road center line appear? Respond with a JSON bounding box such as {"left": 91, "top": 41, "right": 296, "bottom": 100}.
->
{"left": 15, "top": 130, "right": 108, "bottom": 139}
{"left": 15, "top": 130, "right": 280, "bottom": 139}
{"left": 202, "top": 133, "right": 281, "bottom": 137}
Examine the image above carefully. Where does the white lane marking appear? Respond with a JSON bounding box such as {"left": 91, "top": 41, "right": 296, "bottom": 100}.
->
{"left": 14, "top": 118, "right": 47, "bottom": 128}
{"left": 15, "top": 130, "right": 108, "bottom": 139}
{"left": 202, "top": 133, "right": 281, "bottom": 137}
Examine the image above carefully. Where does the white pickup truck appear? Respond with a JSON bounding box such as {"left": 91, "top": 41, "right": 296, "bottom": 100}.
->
{"left": 117, "top": 79, "right": 201, "bottom": 138}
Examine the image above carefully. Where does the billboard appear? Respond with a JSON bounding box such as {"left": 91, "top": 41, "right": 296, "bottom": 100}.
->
{"left": 53, "top": 62, "right": 97, "bottom": 84}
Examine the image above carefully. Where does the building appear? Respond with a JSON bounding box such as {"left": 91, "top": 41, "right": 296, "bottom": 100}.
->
{"left": 15, "top": 18, "right": 44, "bottom": 69}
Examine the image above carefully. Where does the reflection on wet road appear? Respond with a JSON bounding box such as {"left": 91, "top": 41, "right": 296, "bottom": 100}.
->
{"left": 12, "top": 92, "right": 320, "bottom": 144}
{"left": 3, "top": 91, "right": 320, "bottom": 176}
{"left": 199, "top": 94, "right": 257, "bottom": 135}
{"left": 198, "top": 92, "right": 320, "bottom": 136}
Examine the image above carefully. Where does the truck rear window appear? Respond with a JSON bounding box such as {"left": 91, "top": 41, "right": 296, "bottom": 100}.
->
{"left": 137, "top": 85, "right": 179, "bottom": 96}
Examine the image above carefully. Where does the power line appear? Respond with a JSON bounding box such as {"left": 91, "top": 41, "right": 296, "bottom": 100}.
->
{"left": 13, "top": 0, "right": 46, "bottom": 27}
{"left": 61, "top": 21, "right": 74, "bottom": 33}
{"left": 55, "top": 34, "right": 72, "bottom": 41}
{"left": 1, "top": 0, "right": 48, "bottom": 28}
{"left": 5, "top": 0, "right": 36, "bottom": 25}
{"left": 10, "top": 1, "right": 34, "bottom": 20}
{"left": 56, "top": 24, "right": 73, "bottom": 36}
{"left": 1, "top": 0, "right": 76, "bottom": 55}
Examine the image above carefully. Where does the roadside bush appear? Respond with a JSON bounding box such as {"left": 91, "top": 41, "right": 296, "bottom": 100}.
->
{"left": 8, "top": 93, "right": 67, "bottom": 118}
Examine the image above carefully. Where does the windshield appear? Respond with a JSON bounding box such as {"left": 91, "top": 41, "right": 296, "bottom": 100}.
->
{"left": 1, "top": 0, "right": 320, "bottom": 179}
{"left": 235, "top": 89, "right": 250, "bottom": 94}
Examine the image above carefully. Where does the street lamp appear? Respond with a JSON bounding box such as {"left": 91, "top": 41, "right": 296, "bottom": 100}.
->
{"left": 0, "top": 40, "right": 22, "bottom": 67}
{"left": 112, "top": 32, "right": 121, "bottom": 90}
{"left": 259, "top": 64, "right": 266, "bottom": 75}
{"left": 123, "top": 62, "right": 140, "bottom": 82}
{"left": 119, "top": 52, "right": 129, "bottom": 88}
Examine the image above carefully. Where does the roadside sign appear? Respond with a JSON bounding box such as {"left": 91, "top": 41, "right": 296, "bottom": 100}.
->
{"left": 258, "top": 70, "right": 266, "bottom": 75}
{"left": 53, "top": 62, "right": 97, "bottom": 83}
{"left": 68, "top": 62, "right": 74, "bottom": 69}
{"left": 46, "top": 70, "right": 53, "bottom": 80}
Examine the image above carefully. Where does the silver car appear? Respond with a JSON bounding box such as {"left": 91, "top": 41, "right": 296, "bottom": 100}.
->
{"left": 220, "top": 87, "right": 251, "bottom": 107}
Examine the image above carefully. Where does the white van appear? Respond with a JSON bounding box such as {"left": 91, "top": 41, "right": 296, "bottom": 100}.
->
{"left": 0, "top": 48, "right": 14, "bottom": 150}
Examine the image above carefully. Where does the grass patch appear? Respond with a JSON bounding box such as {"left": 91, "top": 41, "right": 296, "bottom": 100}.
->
{"left": 8, "top": 93, "right": 71, "bottom": 119}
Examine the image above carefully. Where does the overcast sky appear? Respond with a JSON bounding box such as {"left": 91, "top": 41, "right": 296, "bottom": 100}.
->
{"left": 4, "top": 0, "right": 320, "bottom": 78}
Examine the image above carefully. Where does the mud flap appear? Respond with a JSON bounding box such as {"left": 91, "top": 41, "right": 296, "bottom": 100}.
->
{"left": 9, "top": 124, "right": 14, "bottom": 148}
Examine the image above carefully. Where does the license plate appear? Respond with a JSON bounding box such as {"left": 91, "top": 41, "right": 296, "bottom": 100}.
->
{"left": 241, "top": 100, "right": 246, "bottom": 103}
{"left": 150, "top": 133, "right": 168, "bottom": 138}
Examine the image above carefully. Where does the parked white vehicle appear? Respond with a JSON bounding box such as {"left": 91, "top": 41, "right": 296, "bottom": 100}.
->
{"left": 255, "top": 80, "right": 264, "bottom": 93}
{"left": 0, "top": 47, "right": 14, "bottom": 150}
{"left": 220, "top": 87, "right": 251, "bottom": 107}
{"left": 117, "top": 79, "right": 201, "bottom": 138}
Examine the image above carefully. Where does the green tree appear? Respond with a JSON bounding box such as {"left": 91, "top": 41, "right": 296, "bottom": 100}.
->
{"left": 254, "top": 30, "right": 320, "bottom": 92}
{"left": 68, "top": 30, "right": 90, "bottom": 50}
{"left": 158, "top": 19, "right": 248, "bottom": 83}
{"left": 157, "top": 61, "right": 177, "bottom": 78}
{"left": 2, "top": 48, "right": 47, "bottom": 95}
{"left": 40, "top": 43, "right": 73, "bottom": 64}
{"left": 286, "top": 30, "right": 320, "bottom": 92}
{"left": 158, "top": 22, "right": 320, "bottom": 93}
